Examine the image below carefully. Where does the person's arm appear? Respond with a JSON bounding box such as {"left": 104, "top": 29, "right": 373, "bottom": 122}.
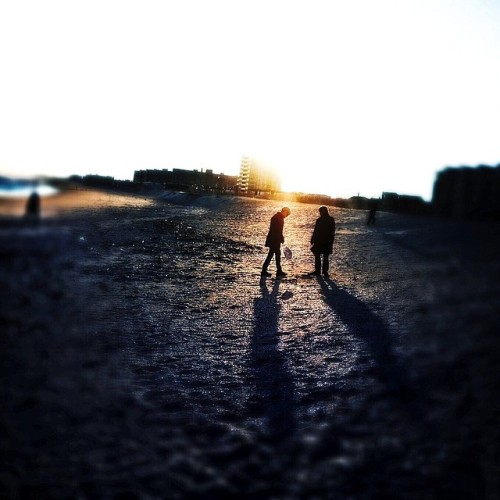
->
{"left": 311, "top": 220, "right": 318, "bottom": 244}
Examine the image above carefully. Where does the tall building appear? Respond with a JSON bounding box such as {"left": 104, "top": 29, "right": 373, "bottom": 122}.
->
{"left": 432, "top": 164, "right": 500, "bottom": 219}
{"left": 238, "top": 156, "right": 281, "bottom": 194}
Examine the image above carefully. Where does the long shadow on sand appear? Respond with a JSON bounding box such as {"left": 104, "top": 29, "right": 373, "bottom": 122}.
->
{"left": 250, "top": 279, "right": 296, "bottom": 440}
{"left": 317, "top": 277, "right": 417, "bottom": 405}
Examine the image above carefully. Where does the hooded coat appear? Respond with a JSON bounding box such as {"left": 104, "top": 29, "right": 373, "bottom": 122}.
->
{"left": 311, "top": 209, "right": 336, "bottom": 255}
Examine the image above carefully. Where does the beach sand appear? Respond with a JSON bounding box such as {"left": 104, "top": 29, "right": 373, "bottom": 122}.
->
{"left": 1, "top": 189, "right": 499, "bottom": 498}
{"left": 0, "top": 188, "right": 155, "bottom": 217}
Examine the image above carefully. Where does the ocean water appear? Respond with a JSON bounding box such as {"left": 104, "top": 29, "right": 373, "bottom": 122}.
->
{"left": 0, "top": 183, "right": 58, "bottom": 198}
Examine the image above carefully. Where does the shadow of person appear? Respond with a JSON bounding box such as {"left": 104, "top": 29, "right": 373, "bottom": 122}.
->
{"left": 250, "top": 279, "right": 296, "bottom": 442}
{"left": 317, "top": 277, "right": 420, "bottom": 411}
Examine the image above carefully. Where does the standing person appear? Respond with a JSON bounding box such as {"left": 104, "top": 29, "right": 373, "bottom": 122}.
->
{"left": 310, "top": 206, "right": 336, "bottom": 277}
{"left": 367, "top": 201, "right": 378, "bottom": 225}
{"left": 261, "top": 207, "right": 291, "bottom": 278}
{"left": 25, "top": 191, "right": 41, "bottom": 222}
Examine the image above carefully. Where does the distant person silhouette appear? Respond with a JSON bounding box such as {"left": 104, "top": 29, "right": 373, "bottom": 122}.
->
{"left": 367, "top": 202, "right": 378, "bottom": 225}
{"left": 310, "top": 206, "right": 336, "bottom": 277}
{"left": 25, "top": 191, "right": 41, "bottom": 221}
{"left": 261, "top": 207, "right": 291, "bottom": 278}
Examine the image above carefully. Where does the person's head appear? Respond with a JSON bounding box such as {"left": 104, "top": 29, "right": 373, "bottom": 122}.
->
{"left": 281, "top": 207, "right": 291, "bottom": 218}
{"left": 319, "top": 206, "right": 329, "bottom": 216}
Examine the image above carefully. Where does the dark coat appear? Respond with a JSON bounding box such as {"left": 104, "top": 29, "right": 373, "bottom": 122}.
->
{"left": 265, "top": 211, "right": 285, "bottom": 249}
{"left": 311, "top": 214, "right": 336, "bottom": 255}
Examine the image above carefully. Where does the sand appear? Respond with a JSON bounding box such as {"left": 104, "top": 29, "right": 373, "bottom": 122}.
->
{"left": 1, "top": 189, "right": 499, "bottom": 498}
{"left": 0, "top": 188, "right": 155, "bottom": 217}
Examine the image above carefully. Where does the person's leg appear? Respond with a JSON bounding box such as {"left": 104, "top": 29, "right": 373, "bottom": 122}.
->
{"left": 262, "top": 248, "right": 274, "bottom": 274}
{"left": 314, "top": 254, "right": 321, "bottom": 274}
{"left": 275, "top": 249, "right": 283, "bottom": 274}
{"left": 322, "top": 254, "right": 330, "bottom": 275}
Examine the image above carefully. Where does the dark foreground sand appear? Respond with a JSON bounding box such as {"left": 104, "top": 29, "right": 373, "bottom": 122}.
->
{"left": 1, "top": 189, "right": 499, "bottom": 499}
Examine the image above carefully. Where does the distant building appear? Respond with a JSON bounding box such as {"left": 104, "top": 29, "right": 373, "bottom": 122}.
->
{"left": 133, "top": 169, "right": 168, "bottom": 184}
{"left": 381, "top": 192, "right": 428, "bottom": 214}
{"left": 237, "top": 156, "right": 281, "bottom": 195}
{"left": 432, "top": 165, "right": 500, "bottom": 219}
{"left": 133, "top": 168, "right": 238, "bottom": 193}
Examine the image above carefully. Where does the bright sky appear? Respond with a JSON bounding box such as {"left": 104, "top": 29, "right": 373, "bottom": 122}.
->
{"left": 1, "top": 0, "right": 499, "bottom": 200}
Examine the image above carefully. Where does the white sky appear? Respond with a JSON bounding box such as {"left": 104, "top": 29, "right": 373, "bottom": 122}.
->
{"left": 1, "top": 0, "right": 499, "bottom": 200}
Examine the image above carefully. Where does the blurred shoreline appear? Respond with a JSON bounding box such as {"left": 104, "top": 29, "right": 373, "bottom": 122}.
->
{"left": 0, "top": 187, "right": 155, "bottom": 218}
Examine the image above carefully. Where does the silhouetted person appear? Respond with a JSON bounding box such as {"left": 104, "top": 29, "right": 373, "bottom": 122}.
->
{"left": 310, "top": 206, "right": 335, "bottom": 277}
{"left": 367, "top": 202, "right": 378, "bottom": 225}
{"left": 261, "top": 207, "right": 291, "bottom": 278}
{"left": 25, "top": 191, "right": 41, "bottom": 222}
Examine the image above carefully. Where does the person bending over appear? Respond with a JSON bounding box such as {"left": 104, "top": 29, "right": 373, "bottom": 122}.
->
{"left": 261, "top": 207, "right": 291, "bottom": 278}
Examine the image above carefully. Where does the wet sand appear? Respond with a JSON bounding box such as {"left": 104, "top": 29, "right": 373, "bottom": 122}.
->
{"left": 1, "top": 189, "right": 499, "bottom": 498}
